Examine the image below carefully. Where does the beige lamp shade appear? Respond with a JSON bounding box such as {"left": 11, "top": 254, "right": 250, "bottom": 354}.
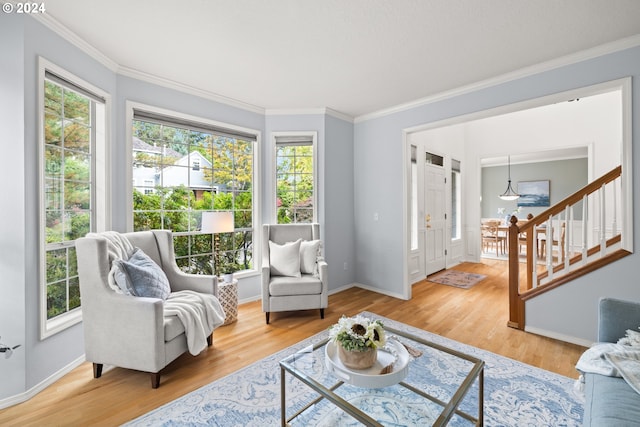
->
{"left": 201, "top": 211, "right": 234, "bottom": 234}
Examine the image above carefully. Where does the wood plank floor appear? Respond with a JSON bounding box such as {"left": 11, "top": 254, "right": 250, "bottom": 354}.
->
{"left": 0, "top": 259, "right": 587, "bottom": 426}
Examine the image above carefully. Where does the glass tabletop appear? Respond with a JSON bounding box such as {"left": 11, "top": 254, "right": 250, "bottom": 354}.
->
{"left": 279, "top": 325, "right": 484, "bottom": 426}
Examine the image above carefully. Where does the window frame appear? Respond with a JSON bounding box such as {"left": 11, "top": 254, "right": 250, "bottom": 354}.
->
{"left": 272, "top": 131, "right": 318, "bottom": 224}
{"left": 125, "top": 101, "right": 261, "bottom": 278}
{"left": 38, "top": 57, "right": 111, "bottom": 339}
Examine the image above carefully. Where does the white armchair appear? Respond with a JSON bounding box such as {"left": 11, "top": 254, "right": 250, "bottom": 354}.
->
{"left": 261, "top": 223, "right": 328, "bottom": 324}
{"left": 76, "top": 230, "right": 219, "bottom": 388}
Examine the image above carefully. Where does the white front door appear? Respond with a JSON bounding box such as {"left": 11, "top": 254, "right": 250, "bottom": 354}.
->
{"left": 425, "top": 163, "right": 446, "bottom": 275}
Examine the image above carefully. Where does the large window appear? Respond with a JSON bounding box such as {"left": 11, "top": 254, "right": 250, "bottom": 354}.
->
{"left": 274, "top": 132, "right": 316, "bottom": 223}
{"left": 40, "top": 60, "right": 108, "bottom": 338}
{"left": 130, "top": 107, "right": 257, "bottom": 276}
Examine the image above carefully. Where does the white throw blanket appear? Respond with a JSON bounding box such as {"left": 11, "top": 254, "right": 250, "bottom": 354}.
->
{"left": 165, "top": 290, "right": 225, "bottom": 355}
{"left": 86, "top": 231, "right": 136, "bottom": 293}
{"left": 86, "top": 231, "right": 226, "bottom": 355}
{"left": 576, "top": 342, "right": 640, "bottom": 395}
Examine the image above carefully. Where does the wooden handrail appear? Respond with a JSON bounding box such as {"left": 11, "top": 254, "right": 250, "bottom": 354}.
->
{"left": 518, "top": 165, "right": 621, "bottom": 234}
{"left": 507, "top": 165, "right": 625, "bottom": 330}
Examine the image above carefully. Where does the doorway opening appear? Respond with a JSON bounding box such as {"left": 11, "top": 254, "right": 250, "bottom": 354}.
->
{"left": 403, "top": 78, "right": 631, "bottom": 298}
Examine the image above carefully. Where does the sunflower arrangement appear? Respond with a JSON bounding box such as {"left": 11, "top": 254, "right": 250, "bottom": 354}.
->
{"left": 328, "top": 315, "right": 386, "bottom": 352}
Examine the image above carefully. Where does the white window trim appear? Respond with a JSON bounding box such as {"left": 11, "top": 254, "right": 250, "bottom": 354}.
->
{"left": 271, "top": 131, "right": 318, "bottom": 223}
{"left": 38, "top": 57, "right": 112, "bottom": 339}
{"left": 125, "top": 101, "right": 262, "bottom": 276}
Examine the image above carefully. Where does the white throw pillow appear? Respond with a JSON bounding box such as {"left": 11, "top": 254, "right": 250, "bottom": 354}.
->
{"left": 269, "top": 239, "right": 302, "bottom": 277}
{"left": 300, "top": 240, "right": 321, "bottom": 275}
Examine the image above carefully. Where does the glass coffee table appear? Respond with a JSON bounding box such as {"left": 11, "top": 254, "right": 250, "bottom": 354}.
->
{"left": 280, "top": 326, "right": 484, "bottom": 426}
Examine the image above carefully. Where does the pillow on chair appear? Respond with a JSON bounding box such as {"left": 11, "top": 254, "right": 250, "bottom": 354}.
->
{"left": 300, "top": 240, "right": 321, "bottom": 275}
{"left": 269, "top": 239, "right": 302, "bottom": 277}
{"left": 112, "top": 248, "right": 171, "bottom": 299}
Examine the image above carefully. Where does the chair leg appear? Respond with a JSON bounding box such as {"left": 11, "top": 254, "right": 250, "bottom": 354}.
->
{"left": 207, "top": 333, "right": 212, "bottom": 347}
{"left": 266, "top": 312, "right": 270, "bottom": 324}
{"left": 320, "top": 308, "right": 325, "bottom": 319}
{"left": 150, "top": 372, "right": 161, "bottom": 389}
{"left": 93, "top": 363, "right": 103, "bottom": 379}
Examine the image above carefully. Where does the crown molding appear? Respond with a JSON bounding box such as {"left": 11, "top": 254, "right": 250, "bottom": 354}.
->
{"left": 117, "top": 66, "right": 265, "bottom": 115}
{"left": 30, "top": 14, "right": 264, "bottom": 115}
{"left": 355, "top": 34, "right": 640, "bottom": 124}
{"left": 30, "top": 13, "right": 118, "bottom": 72}
{"left": 265, "top": 107, "right": 353, "bottom": 123}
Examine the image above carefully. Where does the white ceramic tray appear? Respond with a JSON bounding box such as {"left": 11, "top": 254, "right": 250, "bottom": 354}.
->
{"left": 324, "top": 338, "right": 410, "bottom": 388}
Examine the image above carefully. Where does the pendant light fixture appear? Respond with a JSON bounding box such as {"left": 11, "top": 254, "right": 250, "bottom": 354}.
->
{"left": 499, "top": 155, "right": 520, "bottom": 201}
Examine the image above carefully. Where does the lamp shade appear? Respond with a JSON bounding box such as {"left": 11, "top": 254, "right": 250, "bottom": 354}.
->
{"left": 201, "top": 211, "right": 234, "bottom": 234}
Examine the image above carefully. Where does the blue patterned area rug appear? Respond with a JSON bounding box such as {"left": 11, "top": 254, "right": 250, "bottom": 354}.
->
{"left": 125, "top": 312, "right": 583, "bottom": 426}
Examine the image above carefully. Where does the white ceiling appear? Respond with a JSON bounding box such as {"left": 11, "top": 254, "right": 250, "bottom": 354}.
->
{"left": 41, "top": 0, "right": 640, "bottom": 119}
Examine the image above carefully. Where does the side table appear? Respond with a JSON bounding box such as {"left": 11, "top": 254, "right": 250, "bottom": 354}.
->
{"left": 218, "top": 279, "right": 238, "bottom": 325}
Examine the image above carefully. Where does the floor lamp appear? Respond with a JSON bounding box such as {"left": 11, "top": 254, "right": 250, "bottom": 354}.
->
{"left": 201, "top": 211, "right": 234, "bottom": 278}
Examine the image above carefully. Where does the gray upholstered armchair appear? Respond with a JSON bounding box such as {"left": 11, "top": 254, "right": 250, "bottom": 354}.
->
{"left": 261, "top": 223, "right": 328, "bottom": 324}
{"left": 76, "top": 230, "right": 220, "bottom": 388}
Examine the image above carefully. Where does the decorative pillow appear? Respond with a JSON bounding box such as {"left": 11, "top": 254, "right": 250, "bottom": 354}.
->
{"left": 112, "top": 247, "right": 171, "bottom": 300}
{"left": 269, "top": 239, "right": 302, "bottom": 277}
{"left": 300, "top": 240, "right": 321, "bottom": 275}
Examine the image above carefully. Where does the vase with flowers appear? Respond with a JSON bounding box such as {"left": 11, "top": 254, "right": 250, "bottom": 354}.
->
{"left": 328, "top": 315, "right": 386, "bottom": 370}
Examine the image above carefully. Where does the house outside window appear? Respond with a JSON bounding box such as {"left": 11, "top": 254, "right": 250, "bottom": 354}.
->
{"left": 273, "top": 132, "right": 317, "bottom": 224}
{"left": 39, "top": 58, "right": 109, "bottom": 338}
{"left": 130, "top": 105, "right": 258, "bottom": 276}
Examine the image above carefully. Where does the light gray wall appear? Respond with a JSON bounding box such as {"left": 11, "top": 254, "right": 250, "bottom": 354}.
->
{"left": 1, "top": 14, "right": 358, "bottom": 403}
{"left": 324, "top": 115, "right": 356, "bottom": 288}
{"left": 482, "top": 158, "right": 588, "bottom": 219}
{"left": 0, "top": 13, "right": 27, "bottom": 400}
{"left": 264, "top": 113, "right": 356, "bottom": 290}
{"left": 354, "top": 45, "right": 640, "bottom": 343}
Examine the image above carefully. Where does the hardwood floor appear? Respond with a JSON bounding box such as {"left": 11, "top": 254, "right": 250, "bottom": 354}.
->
{"left": 0, "top": 259, "right": 587, "bottom": 426}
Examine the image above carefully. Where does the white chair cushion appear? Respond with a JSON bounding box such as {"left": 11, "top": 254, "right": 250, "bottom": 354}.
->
{"left": 300, "top": 239, "right": 321, "bottom": 274}
{"left": 269, "top": 275, "right": 322, "bottom": 296}
{"left": 269, "top": 239, "right": 302, "bottom": 277}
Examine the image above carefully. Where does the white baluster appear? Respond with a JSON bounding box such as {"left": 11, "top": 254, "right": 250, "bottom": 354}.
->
{"left": 612, "top": 178, "right": 618, "bottom": 236}
{"left": 565, "top": 206, "right": 571, "bottom": 271}
{"left": 532, "top": 224, "right": 538, "bottom": 288}
{"left": 546, "top": 215, "right": 553, "bottom": 278}
{"left": 582, "top": 194, "right": 588, "bottom": 265}
{"left": 600, "top": 184, "right": 606, "bottom": 255}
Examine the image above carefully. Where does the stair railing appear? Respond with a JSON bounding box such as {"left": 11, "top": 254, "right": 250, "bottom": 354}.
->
{"left": 507, "top": 166, "right": 629, "bottom": 329}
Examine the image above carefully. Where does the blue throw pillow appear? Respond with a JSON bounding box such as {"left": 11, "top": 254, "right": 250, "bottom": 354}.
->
{"left": 113, "top": 248, "right": 171, "bottom": 300}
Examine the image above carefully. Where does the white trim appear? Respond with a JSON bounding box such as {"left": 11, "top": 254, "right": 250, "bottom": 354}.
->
{"left": 401, "top": 77, "right": 633, "bottom": 301}
{"left": 524, "top": 326, "right": 593, "bottom": 348}
{"left": 0, "top": 354, "right": 85, "bottom": 410}
{"left": 353, "top": 282, "right": 408, "bottom": 301}
{"left": 620, "top": 77, "right": 634, "bottom": 253}
{"left": 119, "top": 67, "right": 265, "bottom": 115}
{"left": 265, "top": 108, "right": 353, "bottom": 123}
{"left": 356, "top": 34, "right": 640, "bottom": 123}
{"left": 38, "top": 56, "right": 112, "bottom": 340}
{"left": 271, "top": 131, "right": 318, "bottom": 224}
{"left": 31, "top": 14, "right": 118, "bottom": 72}
{"left": 31, "top": 10, "right": 639, "bottom": 124}
{"left": 125, "top": 101, "right": 262, "bottom": 271}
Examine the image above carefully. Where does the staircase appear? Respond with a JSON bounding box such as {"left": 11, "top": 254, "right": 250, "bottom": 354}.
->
{"left": 506, "top": 165, "right": 631, "bottom": 330}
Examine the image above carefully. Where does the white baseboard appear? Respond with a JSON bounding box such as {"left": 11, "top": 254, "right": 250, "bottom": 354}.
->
{"left": 351, "top": 282, "right": 407, "bottom": 300}
{"left": 524, "top": 326, "right": 593, "bottom": 348}
{"left": 328, "top": 283, "right": 356, "bottom": 295}
{"left": 0, "top": 354, "right": 86, "bottom": 410}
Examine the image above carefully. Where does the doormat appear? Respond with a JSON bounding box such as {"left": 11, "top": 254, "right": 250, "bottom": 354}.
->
{"left": 428, "top": 270, "right": 486, "bottom": 289}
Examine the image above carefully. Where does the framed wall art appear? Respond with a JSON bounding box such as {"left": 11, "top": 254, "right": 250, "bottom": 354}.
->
{"left": 517, "top": 180, "right": 550, "bottom": 207}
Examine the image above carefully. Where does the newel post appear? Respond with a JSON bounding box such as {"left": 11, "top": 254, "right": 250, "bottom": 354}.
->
{"left": 507, "top": 215, "right": 524, "bottom": 329}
